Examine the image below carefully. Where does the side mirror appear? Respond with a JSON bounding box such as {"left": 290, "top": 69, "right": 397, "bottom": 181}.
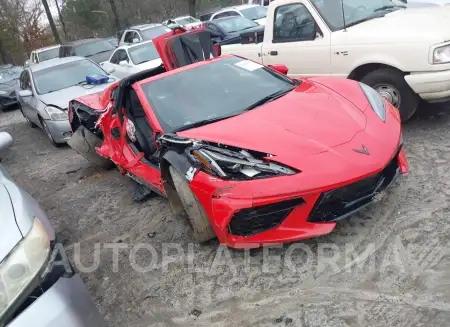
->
{"left": 23, "top": 60, "right": 31, "bottom": 68}
{"left": 132, "top": 38, "right": 140, "bottom": 43}
{"left": 0, "top": 132, "right": 13, "bottom": 153}
{"left": 18, "top": 89, "right": 33, "bottom": 97}
{"left": 269, "top": 64, "right": 288, "bottom": 75}
{"left": 119, "top": 60, "right": 129, "bottom": 67}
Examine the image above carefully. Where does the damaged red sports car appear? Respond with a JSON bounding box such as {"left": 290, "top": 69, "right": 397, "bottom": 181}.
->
{"left": 67, "top": 28, "right": 408, "bottom": 249}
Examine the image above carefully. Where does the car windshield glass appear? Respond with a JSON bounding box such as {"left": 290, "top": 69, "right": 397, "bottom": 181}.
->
{"left": 129, "top": 42, "right": 160, "bottom": 64}
{"left": 38, "top": 48, "right": 60, "bottom": 62}
{"left": 240, "top": 6, "right": 268, "bottom": 20}
{"left": 33, "top": 59, "right": 108, "bottom": 94}
{"left": 0, "top": 67, "right": 22, "bottom": 84}
{"left": 310, "top": 0, "right": 406, "bottom": 31}
{"left": 215, "top": 16, "right": 258, "bottom": 33}
{"left": 75, "top": 40, "right": 115, "bottom": 57}
{"left": 176, "top": 16, "right": 200, "bottom": 25}
{"left": 139, "top": 26, "right": 172, "bottom": 40}
{"left": 140, "top": 57, "right": 295, "bottom": 132}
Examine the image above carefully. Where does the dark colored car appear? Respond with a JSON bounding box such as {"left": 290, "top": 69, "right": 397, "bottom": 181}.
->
{"left": 0, "top": 65, "right": 22, "bottom": 111}
{"left": 59, "top": 38, "right": 116, "bottom": 64}
{"left": 204, "top": 16, "right": 264, "bottom": 45}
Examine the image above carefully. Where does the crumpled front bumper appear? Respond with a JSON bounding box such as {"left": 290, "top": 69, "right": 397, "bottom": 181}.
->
{"left": 189, "top": 145, "right": 408, "bottom": 249}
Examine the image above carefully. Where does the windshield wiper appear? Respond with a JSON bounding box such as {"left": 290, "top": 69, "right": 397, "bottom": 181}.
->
{"left": 174, "top": 114, "right": 240, "bottom": 132}
{"left": 345, "top": 13, "right": 386, "bottom": 28}
{"left": 373, "top": 5, "right": 405, "bottom": 12}
{"left": 242, "top": 88, "right": 294, "bottom": 112}
{"left": 87, "top": 49, "right": 112, "bottom": 56}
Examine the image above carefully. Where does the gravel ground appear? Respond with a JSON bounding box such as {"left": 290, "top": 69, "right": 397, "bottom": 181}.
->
{"left": 1, "top": 104, "right": 450, "bottom": 327}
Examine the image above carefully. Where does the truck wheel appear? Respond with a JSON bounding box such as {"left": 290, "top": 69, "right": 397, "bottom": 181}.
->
{"left": 360, "top": 68, "right": 418, "bottom": 122}
{"left": 169, "top": 166, "right": 216, "bottom": 243}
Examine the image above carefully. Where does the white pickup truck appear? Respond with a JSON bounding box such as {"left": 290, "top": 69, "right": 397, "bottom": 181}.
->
{"left": 221, "top": 0, "right": 450, "bottom": 121}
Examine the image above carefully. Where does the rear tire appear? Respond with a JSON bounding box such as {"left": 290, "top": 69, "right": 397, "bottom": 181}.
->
{"left": 169, "top": 166, "right": 216, "bottom": 243}
{"left": 360, "top": 68, "right": 418, "bottom": 122}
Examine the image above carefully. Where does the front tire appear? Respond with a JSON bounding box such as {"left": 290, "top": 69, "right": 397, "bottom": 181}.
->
{"left": 19, "top": 104, "right": 37, "bottom": 128}
{"left": 360, "top": 68, "right": 418, "bottom": 122}
{"left": 39, "top": 117, "right": 59, "bottom": 147}
{"left": 169, "top": 166, "right": 216, "bottom": 243}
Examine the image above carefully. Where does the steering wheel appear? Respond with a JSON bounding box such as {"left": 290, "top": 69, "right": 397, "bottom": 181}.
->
{"left": 347, "top": 6, "right": 367, "bottom": 21}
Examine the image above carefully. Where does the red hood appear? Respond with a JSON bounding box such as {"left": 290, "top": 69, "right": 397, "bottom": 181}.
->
{"left": 179, "top": 79, "right": 367, "bottom": 158}
{"left": 74, "top": 82, "right": 117, "bottom": 111}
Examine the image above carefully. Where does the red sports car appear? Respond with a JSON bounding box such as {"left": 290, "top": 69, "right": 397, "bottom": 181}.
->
{"left": 67, "top": 28, "right": 408, "bottom": 248}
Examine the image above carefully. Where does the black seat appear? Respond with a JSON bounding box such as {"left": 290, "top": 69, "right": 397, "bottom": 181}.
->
{"left": 124, "top": 89, "right": 157, "bottom": 155}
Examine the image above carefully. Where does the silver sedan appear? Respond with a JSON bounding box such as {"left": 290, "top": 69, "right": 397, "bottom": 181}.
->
{"left": 16, "top": 57, "right": 117, "bottom": 146}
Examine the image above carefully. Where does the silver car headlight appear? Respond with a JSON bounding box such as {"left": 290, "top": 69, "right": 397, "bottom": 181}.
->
{"left": 0, "top": 219, "right": 50, "bottom": 318}
{"left": 359, "top": 82, "right": 386, "bottom": 122}
{"left": 44, "top": 106, "right": 68, "bottom": 121}
{"left": 432, "top": 44, "right": 450, "bottom": 64}
{"left": 191, "top": 145, "right": 298, "bottom": 180}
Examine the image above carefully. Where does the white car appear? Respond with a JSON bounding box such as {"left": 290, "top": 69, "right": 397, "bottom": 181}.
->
{"left": 222, "top": 0, "right": 450, "bottom": 121}
{"left": 29, "top": 45, "right": 60, "bottom": 65}
{"left": 118, "top": 24, "right": 171, "bottom": 46}
{"left": 101, "top": 41, "right": 162, "bottom": 78}
{"left": 210, "top": 4, "right": 268, "bottom": 25}
{"left": 163, "top": 16, "right": 203, "bottom": 28}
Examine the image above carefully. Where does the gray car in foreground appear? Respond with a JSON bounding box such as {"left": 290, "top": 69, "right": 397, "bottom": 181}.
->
{"left": 0, "top": 132, "right": 106, "bottom": 327}
{"left": 16, "top": 56, "right": 117, "bottom": 146}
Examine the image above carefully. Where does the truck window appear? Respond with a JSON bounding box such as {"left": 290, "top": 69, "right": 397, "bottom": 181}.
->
{"left": 273, "top": 4, "right": 316, "bottom": 43}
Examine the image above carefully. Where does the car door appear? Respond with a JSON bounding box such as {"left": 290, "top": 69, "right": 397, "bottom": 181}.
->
{"left": 19, "top": 71, "right": 40, "bottom": 124}
{"left": 261, "top": 2, "right": 331, "bottom": 78}
{"left": 153, "top": 28, "right": 219, "bottom": 71}
{"left": 107, "top": 49, "right": 128, "bottom": 78}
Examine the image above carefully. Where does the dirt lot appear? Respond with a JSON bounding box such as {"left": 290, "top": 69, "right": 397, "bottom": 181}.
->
{"left": 1, "top": 105, "right": 450, "bottom": 327}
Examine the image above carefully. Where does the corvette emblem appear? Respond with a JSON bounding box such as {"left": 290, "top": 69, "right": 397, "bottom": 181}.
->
{"left": 353, "top": 144, "right": 370, "bottom": 155}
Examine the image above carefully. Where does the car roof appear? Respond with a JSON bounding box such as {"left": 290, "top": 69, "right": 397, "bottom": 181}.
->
{"left": 35, "top": 44, "right": 60, "bottom": 53}
{"left": 29, "top": 56, "right": 86, "bottom": 72}
{"left": 63, "top": 38, "right": 104, "bottom": 46}
{"left": 129, "top": 23, "right": 164, "bottom": 31}
{"left": 117, "top": 40, "right": 154, "bottom": 50}
{"left": 216, "top": 4, "right": 260, "bottom": 12}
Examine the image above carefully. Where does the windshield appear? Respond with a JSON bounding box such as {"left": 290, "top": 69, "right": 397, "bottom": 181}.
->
{"left": 129, "top": 42, "right": 160, "bottom": 65}
{"left": 310, "top": 0, "right": 406, "bottom": 31}
{"left": 75, "top": 40, "right": 114, "bottom": 57}
{"left": 38, "top": 48, "right": 60, "bottom": 62}
{"left": 215, "top": 17, "right": 258, "bottom": 33}
{"left": 140, "top": 26, "right": 172, "bottom": 40}
{"left": 240, "top": 6, "right": 268, "bottom": 20}
{"left": 140, "top": 57, "right": 295, "bottom": 132}
{"left": 0, "top": 66, "right": 22, "bottom": 84}
{"left": 33, "top": 59, "right": 108, "bottom": 94}
{"left": 175, "top": 16, "right": 200, "bottom": 25}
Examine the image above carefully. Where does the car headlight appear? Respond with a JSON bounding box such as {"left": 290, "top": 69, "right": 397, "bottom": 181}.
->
{"left": 191, "top": 145, "right": 298, "bottom": 179}
{"left": 432, "top": 44, "right": 450, "bottom": 64}
{"left": 359, "top": 82, "right": 386, "bottom": 122}
{"left": 44, "top": 106, "right": 68, "bottom": 121}
{"left": 0, "top": 91, "right": 7, "bottom": 96}
{"left": 0, "top": 219, "right": 50, "bottom": 319}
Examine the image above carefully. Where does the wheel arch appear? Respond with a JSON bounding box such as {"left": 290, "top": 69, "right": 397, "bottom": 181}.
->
{"left": 348, "top": 62, "right": 409, "bottom": 82}
{"left": 160, "top": 150, "right": 196, "bottom": 215}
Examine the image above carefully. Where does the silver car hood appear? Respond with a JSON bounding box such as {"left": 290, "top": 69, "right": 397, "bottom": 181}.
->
{"left": 39, "top": 82, "right": 116, "bottom": 109}
{"left": 0, "top": 183, "right": 22, "bottom": 261}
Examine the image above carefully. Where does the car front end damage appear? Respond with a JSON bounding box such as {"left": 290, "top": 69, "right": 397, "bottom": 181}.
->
{"left": 0, "top": 89, "right": 17, "bottom": 110}
{"left": 159, "top": 128, "right": 408, "bottom": 249}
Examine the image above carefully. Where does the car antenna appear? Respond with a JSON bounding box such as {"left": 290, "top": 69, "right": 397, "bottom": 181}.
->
{"left": 341, "top": 0, "right": 347, "bottom": 32}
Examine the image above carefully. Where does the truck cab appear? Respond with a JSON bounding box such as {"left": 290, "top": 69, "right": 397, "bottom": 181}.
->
{"left": 222, "top": 0, "right": 450, "bottom": 121}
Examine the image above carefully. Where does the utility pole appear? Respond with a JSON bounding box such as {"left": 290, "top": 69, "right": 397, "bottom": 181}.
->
{"left": 42, "top": 0, "right": 61, "bottom": 44}
{"left": 55, "top": 0, "right": 67, "bottom": 38}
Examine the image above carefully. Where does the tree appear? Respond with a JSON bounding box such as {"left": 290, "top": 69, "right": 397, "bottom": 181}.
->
{"left": 41, "top": 0, "right": 61, "bottom": 43}
{"left": 55, "top": 0, "right": 67, "bottom": 38}
{"left": 107, "top": 0, "right": 120, "bottom": 34}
